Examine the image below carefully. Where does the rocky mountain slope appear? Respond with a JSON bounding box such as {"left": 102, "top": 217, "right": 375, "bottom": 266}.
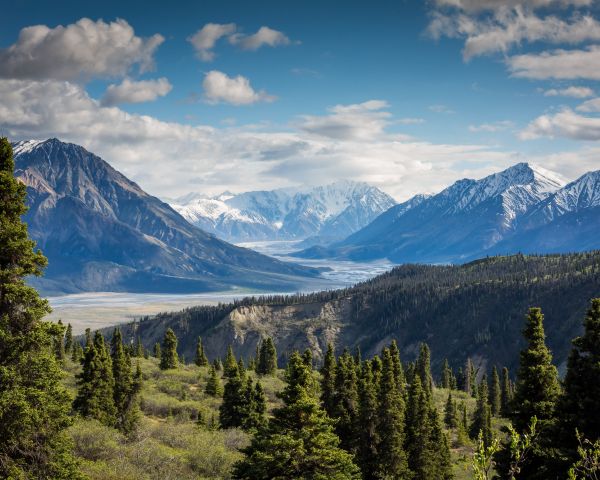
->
{"left": 13, "top": 139, "right": 319, "bottom": 294}
{"left": 170, "top": 180, "right": 396, "bottom": 244}
{"left": 114, "top": 251, "right": 600, "bottom": 373}
{"left": 294, "top": 163, "right": 599, "bottom": 263}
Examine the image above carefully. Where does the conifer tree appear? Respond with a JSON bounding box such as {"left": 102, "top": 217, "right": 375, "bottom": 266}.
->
{"left": 219, "top": 362, "right": 248, "bottom": 429}
{"left": 490, "top": 366, "right": 501, "bottom": 416}
{"left": 224, "top": 345, "right": 238, "bottom": 378}
{"left": 54, "top": 319, "right": 66, "bottom": 361}
{"left": 389, "top": 339, "right": 406, "bottom": 392}
{"left": 302, "top": 348, "right": 313, "bottom": 368}
{"left": 232, "top": 352, "right": 361, "bottom": 479}
{"left": 71, "top": 342, "right": 83, "bottom": 363}
{"left": 417, "top": 342, "right": 434, "bottom": 396}
{"left": 74, "top": 332, "right": 117, "bottom": 426}
{"left": 321, "top": 342, "right": 337, "bottom": 417}
{"left": 213, "top": 357, "right": 222, "bottom": 371}
{"left": 444, "top": 391, "right": 459, "bottom": 429}
{"left": 134, "top": 336, "right": 144, "bottom": 357}
{"left": 0, "top": 137, "right": 81, "bottom": 478}
{"left": 511, "top": 307, "right": 560, "bottom": 431}
{"left": 470, "top": 375, "right": 493, "bottom": 448}
{"left": 456, "top": 366, "right": 464, "bottom": 391}
{"left": 332, "top": 349, "right": 360, "bottom": 453}
{"left": 556, "top": 298, "right": 600, "bottom": 469}
{"left": 159, "top": 328, "right": 178, "bottom": 370}
{"left": 64, "top": 322, "right": 73, "bottom": 355}
{"left": 376, "top": 348, "right": 411, "bottom": 479}
{"left": 242, "top": 378, "right": 267, "bottom": 431}
{"left": 205, "top": 365, "right": 223, "bottom": 397}
{"left": 357, "top": 361, "right": 379, "bottom": 480}
{"left": 501, "top": 367, "right": 512, "bottom": 417}
{"left": 111, "top": 328, "right": 140, "bottom": 433}
{"left": 463, "top": 359, "right": 473, "bottom": 395}
{"left": 441, "top": 358, "right": 452, "bottom": 389}
{"left": 153, "top": 342, "right": 161, "bottom": 359}
{"left": 256, "top": 337, "right": 277, "bottom": 375}
{"left": 195, "top": 336, "right": 209, "bottom": 367}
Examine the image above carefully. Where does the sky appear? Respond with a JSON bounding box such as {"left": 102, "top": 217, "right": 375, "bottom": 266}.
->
{"left": 2, "top": 0, "right": 600, "bottom": 201}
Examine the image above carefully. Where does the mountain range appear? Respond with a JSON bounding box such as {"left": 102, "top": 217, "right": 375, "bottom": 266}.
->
{"left": 170, "top": 181, "right": 396, "bottom": 245}
{"left": 295, "top": 163, "right": 600, "bottom": 263}
{"left": 13, "top": 139, "right": 320, "bottom": 295}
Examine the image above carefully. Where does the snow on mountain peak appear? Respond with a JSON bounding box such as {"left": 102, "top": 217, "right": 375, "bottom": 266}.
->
{"left": 12, "top": 139, "right": 44, "bottom": 156}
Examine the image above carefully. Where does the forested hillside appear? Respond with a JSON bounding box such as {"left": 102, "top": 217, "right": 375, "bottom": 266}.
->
{"left": 114, "top": 251, "right": 600, "bottom": 373}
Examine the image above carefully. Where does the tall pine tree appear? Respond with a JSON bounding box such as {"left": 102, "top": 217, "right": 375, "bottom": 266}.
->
{"left": 0, "top": 137, "right": 81, "bottom": 478}
{"left": 159, "top": 328, "right": 178, "bottom": 370}
{"left": 195, "top": 336, "right": 209, "bottom": 367}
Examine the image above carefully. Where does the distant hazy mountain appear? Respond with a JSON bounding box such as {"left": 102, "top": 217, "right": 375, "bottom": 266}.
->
{"left": 294, "top": 163, "right": 596, "bottom": 263}
{"left": 13, "top": 139, "right": 319, "bottom": 294}
{"left": 170, "top": 180, "right": 396, "bottom": 244}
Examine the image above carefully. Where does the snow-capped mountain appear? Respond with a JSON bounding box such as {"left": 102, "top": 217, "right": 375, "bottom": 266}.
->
{"left": 12, "top": 138, "right": 319, "bottom": 294}
{"left": 295, "top": 163, "right": 578, "bottom": 263}
{"left": 171, "top": 180, "right": 396, "bottom": 244}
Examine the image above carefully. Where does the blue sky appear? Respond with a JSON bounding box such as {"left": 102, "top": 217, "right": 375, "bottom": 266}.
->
{"left": 2, "top": 0, "right": 600, "bottom": 199}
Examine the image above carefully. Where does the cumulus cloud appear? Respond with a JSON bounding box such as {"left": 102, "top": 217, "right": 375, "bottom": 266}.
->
{"left": 297, "top": 100, "right": 393, "bottom": 140}
{"left": 576, "top": 98, "right": 600, "bottom": 112}
{"left": 0, "top": 78, "right": 532, "bottom": 200}
{"left": 469, "top": 120, "right": 514, "bottom": 132}
{"left": 187, "top": 23, "right": 236, "bottom": 61}
{"left": 202, "top": 70, "right": 276, "bottom": 105}
{"left": 428, "top": 8, "right": 600, "bottom": 61}
{"left": 100, "top": 77, "right": 172, "bottom": 106}
{"left": 229, "top": 26, "right": 291, "bottom": 50}
{"left": 544, "top": 86, "right": 594, "bottom": 97}
{"left": 0, "top": 18, "right": 164, "bottom": 81}
{"left": 520, "top": 108, "right": 600, "bottom": 140}
{"left": 508, "top": 46, "right": 600, "bottom": 80}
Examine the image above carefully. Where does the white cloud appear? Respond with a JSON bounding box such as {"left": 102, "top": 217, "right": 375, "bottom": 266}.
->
{"left": 544, "top": 86, "right": 594, "bottom": 98}
{"left": 428, "top": 8, "right": 600, "bottom": 61}
{"left": 433, "top": 0, "right": 592, "bottom": 12}
{"left": 0, "top": 18, "right": 164, "bottom": 81}
{"left": 100, "top": 77, "right": 172, "bottom": 106}
{"left": 520, "top": 108, "right": 600, "bottom": 140}
{"left": 297, "top": 100, "right": 393, "bottom": 140}
{"left": 429, "top": 104, "right": 455, "bottom": 114}
{"left": 508, "top": 46, "right": 600, "bottom": 80}
{"left": 576, "top": 98, "right": 600, "bottom": 112}
{"left": 187, "top": 23, "right": 236, "bottom": 61}
{"left": 229, "top": 26, "right": 292, "bottom": 50}
{"left": 397, "top": 117, "right": 426, "bottom": 125}
{"left": 469, "top": 120, "right": 514, "bottom": 132}
{"left": 0, "top": 78, "right": 531, "bottom": 201}
{"left": 202, "top": 70, "right": 276, "bottom": 105}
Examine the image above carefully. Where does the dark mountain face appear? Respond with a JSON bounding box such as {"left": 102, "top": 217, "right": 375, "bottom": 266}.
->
{"left": 294, "top": 163, "right": 600, "bottom": 263}
{"left": 13, "top": 139, "right": 319, "bottom": 294}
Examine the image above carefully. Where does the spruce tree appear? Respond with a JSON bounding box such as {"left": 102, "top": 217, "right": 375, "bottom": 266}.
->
{"left": 441, "top": 358, "right": 452, "bottom": 389}
{"left": 224, "top": 345, "right": 238, "bottom": 378}
{"left": 470, "top": 375, "right": 492, "bottom": 448}
{"left": 357, "top": 361, "right": 379, "bottom": 480}
{"left": 232, "top": 352, "right": 361, "bottom": 479}
{"left": 320, "top": 342, "right": 337, "bottom": 417}
{"left": 556, "top": 298, "right": 600, "bottom": 470}
{"left": 417, "top": 342, "right": 433, "bottom": 396}
{"left": 54, "top": 319, "right": 66, "bottom": 361}
{"left": 0, "top": 137, "right": 81, "bottom": 478}
{"left": 490, "top": 366, "right": 501, "bottom": 416}
{"left": 64, "top": 323, "right": 73, "bottom": 355}
{"left": 444, "top": 391, "right": 459, "bottom": 429}
{"left": 256, "top": 337, "right": 277, "bottom": 375}
{"left": 332, "top": 349, "right": 360, "bottom": 453}
{"left": 501, "top": 367, "right": 512, "bottom": 417}
{"left": 376, "top": 348, "right": 411, "bottom": 479}
{"left": 205, "top": 365, "right": 223, "bottom": 397}
{"left": 159, "top": 328, "right": 178, "bottom": 370}
{"left": 219, "top": 362, "right": 248, "bottom": 429}
{"left": 302, "top": 348, "right": 313, "bottom": 368}
{"left": 153, "top": 342, "right": 161, "bottom": 359}
{"left": 242, "top": 379, "right": 267, "bottom": 431}
{"left": 195, "top": 336, "right": 209, "bottom": 367}
{"left": 464, "top": 359, "right": 473, "bottom": 396}
{"left": 134, "top": 336, "right": 144, "bottom": 358}
{"left": 389, "top": 339, "right": 406, "bottom": 392}
{"left": 111, "top": 328, "right": 140, "bottom": 433}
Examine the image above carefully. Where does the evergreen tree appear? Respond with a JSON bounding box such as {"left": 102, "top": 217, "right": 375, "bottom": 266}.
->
{"left": 159, "top": 328, "right": 178, "bottom": 370}
{"left": 302, "top": 348, "right": 313, "bottom": 368}
{"left": 441, "top": 358, "right": 452, "bottom": 389}
{"left": 417, "top": 342, "right": 433, "bottom": 396}
{"left": 213, "top": 358, "right": 222, "bottom": 371}
{"left": 232, "top": 352, "right": 361, "bottom": 479}
{"left": 490, "top": 366, "right": 501, "bottom": 416}
{"left": 134, "top": 336, "right": 144, "bottom": 358}
{"left": 153, "top": 342, "right": 161, "bottom": 358}
{"left": 54, "top": 319, "right": 66, "bottom": 361}
{"left": 444, "top": 391, "right": 459, "bottom": 429}
{"left": 256, "top": 337, "right": 277, "bottom": 375}
{"left": 224, "top": 345, "right": 238, "bottom": 378}
{"left": 456, "top": 366, "right": 464, "bottom": 391}
{"left": 64, "top": 322, "right": 73, "bottom": 355}
{"left": 219, "top": 362, "right": 248, "bottom": 429}
{"left": 332, "top": 349, "right": 359, "bottom": 453}
{"left": 376, "top": 348, "right": 411, "bottom": 479}
{"left": 470, "top": 375, "right": 492, "bottom": 448}
{"left": 242, "top": 379, "right": 267, "bottom": 431}
{"left": 71, "top": 342, "right": 83, "bottom": 363}
{"left": 357, "top": 361, "right": 379, "bottom": 480}
{"left": 205, "top": 365, "right": 223, "bottom": 397}
{"left": 501, "top": 367, "right": 512, "bottom": 417}
{"left": 389, "top": 339, "right": 406, "bottom": 392}
{"left": 111, "top": 328, "right": 140, "bottom": 433}
{"left": 320, "top": 342, "right": 337, "bottom": 417}
{"left": 556, "top": 298, "right": 600, "bottom": 470}
{"left": 74, "top": 332, "right": 117, "bottom": 426}
{"left": 0, "top": 137, "right": 81, "bottom": 478}
{"left": 195, "top": 336, "right": 209, "bottom": 367}
{"left": 464, "top": 359, "right": 473, "bottom": 396}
